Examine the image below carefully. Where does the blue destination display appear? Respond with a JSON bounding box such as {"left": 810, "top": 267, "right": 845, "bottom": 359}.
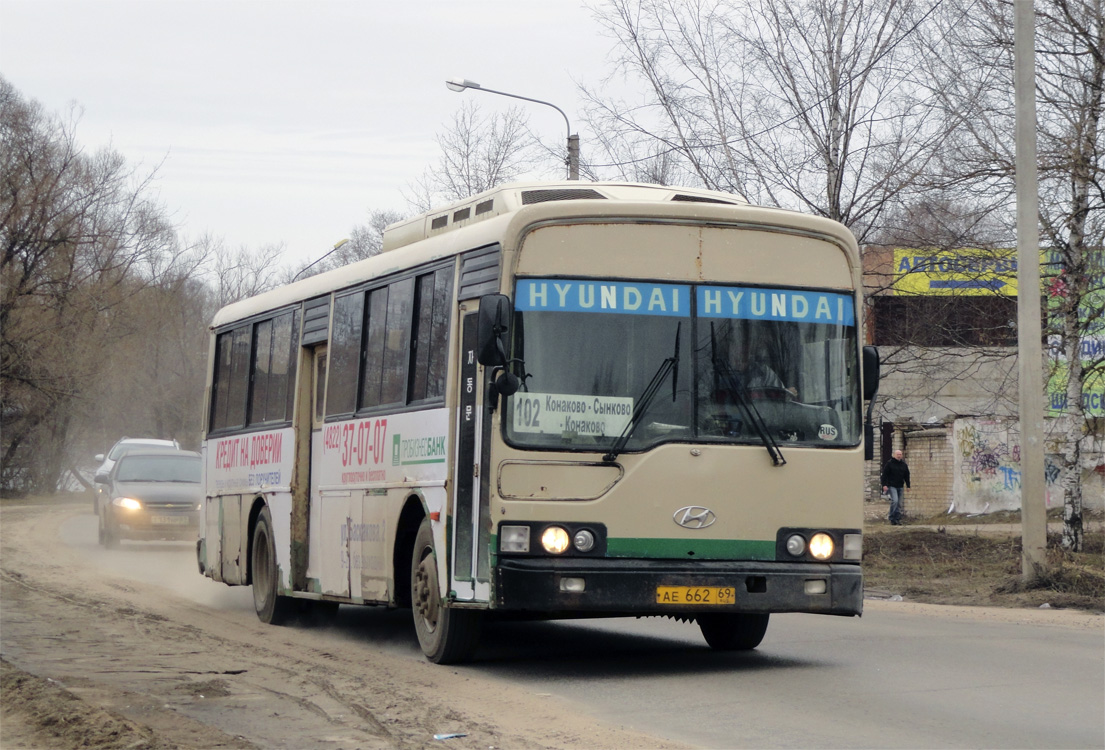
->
{"left": 697, "top": 285, "right": 855, "bottom": 325}
{"left": 515, "top": 279, "right": 855, "bottom": 325}
{"left": 517, "top": 279, "right": 690, "bottom": 316}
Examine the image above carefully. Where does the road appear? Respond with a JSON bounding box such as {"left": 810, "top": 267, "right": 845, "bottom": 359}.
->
{"left": 2, "top": 498, "right": 1102, "bottom": 749}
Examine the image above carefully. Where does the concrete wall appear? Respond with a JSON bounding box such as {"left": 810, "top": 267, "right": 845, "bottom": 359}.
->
{"left": 866, "top": 417, "right": 1103, "bottom": 518}
{"left": 952, "top": 417, "right": 1103, "bottom": 514}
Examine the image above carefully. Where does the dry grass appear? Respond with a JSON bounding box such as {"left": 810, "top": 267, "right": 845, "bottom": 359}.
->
{"left": 864, "top": 523, "right": 1105, "bottom": 612}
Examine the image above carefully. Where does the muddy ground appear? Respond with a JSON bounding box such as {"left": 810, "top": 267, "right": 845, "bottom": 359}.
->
{"left": 1, "top": 498, "right": 689, "bottom": 750}
{"left": 2, "top": 496, "right": 1101, "bottom": 749}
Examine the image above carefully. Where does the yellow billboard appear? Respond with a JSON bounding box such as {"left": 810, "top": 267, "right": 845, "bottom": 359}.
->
{"left": 893, "top": 248, "right": 1020, "bottom": 296}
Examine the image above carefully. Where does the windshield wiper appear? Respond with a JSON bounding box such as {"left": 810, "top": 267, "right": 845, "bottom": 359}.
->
{"left": 710, "top": 324, "right": 786, "bottom": 467}
{"left": 603, "top": 322, "right": 680, "bottom": 463}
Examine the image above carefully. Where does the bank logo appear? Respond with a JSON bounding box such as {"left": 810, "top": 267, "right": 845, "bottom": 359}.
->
{"left": 673, "top": 506, "right": 717, "bottom": 529}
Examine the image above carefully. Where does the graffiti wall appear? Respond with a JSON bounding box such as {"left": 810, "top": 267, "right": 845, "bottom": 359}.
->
{"left": 952, "top": 418, "right": 1066, "bottom": 513}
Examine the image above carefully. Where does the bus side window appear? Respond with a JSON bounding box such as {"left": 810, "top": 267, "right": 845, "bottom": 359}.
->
{"left": 410, "top": 267, "right": 454, "bottom": 403}
{"left": 210, "top": 325, "right": 250, "bottom": 432}
{"left": 327, "top": 292, "right": 365, "bottom": 417}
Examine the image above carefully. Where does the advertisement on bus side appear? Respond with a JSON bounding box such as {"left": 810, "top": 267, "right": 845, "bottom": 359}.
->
{"left": 317, "top": 408, "right": 450, "bottom": 486}
{"left": 206, "top": 427, "right": 295, "bottom": 493}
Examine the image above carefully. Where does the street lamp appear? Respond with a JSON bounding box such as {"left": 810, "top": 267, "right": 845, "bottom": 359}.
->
{"left": 445, "top": 78, "right": 579, "bottom": 180}
{"left": 291, "top": 238, "right": 349, "bottom": 282}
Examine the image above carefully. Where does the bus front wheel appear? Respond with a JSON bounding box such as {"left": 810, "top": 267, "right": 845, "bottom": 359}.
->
{"left": 411, "top": 518, "right": 482, "bottom": 664}
{"left": 252, "top": 505, "right": 296, "bottom": 625}
{"left": 697, "top": 612, "right": 770, "bottom": 651}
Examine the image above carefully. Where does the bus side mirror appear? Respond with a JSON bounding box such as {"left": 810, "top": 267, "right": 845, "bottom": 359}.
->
{"left": 862, "top": 346, "right": 880, "bottom": 460}
{"left": 477, "top": 294, "right": 512, "bottom": 367}
{"left": 862, "top": 346, "right": 880, "bottom": 401}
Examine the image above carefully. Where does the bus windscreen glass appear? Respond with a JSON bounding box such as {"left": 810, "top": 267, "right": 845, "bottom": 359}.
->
{"left": 504, "top": 279, "right": 860, "bottom": 452}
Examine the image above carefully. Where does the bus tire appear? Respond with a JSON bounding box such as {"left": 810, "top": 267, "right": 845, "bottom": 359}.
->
{"left": 411, "top": 517, "right": 482, "bottom": 664}
{"left": 252, "top": 505, "right": 295, "bottom": 625}
{"left": 697, "top": 612, "right": 769, "bottom": 651}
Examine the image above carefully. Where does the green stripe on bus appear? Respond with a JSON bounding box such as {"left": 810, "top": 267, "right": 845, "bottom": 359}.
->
{"left": 606, "top": 537, "right": 775, "bottom": 560}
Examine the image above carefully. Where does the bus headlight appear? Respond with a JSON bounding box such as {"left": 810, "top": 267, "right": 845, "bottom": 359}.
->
{"left": 843, "top": 533, "right": 862, "bottom": 561}
{"left": 809, "top": 532, "right": 834, "bottom": 560}
{"left": 500, "top": 525, "right": 531, "bottom": 553}
{"left": 785, "top": 534, "right": 806, "bottom": 557}
{"left": 573, "top": 529, "right": 596, "bottom": 553}
{"left": 541, "top": 526, "right": 571, "bottom": 554}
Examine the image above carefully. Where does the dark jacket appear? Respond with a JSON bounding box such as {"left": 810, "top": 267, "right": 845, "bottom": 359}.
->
{"left": 881, "top": 457, "right": 911, "bottom": 489}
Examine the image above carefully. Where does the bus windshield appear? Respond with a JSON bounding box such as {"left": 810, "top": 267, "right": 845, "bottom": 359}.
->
{"left": 504, "top": 279, "right": 860, "bottom": 452}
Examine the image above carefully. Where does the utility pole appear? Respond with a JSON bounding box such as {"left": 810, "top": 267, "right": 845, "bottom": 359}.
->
{"left": 1014, "top": 0, "right": 1048, "bottom": 582}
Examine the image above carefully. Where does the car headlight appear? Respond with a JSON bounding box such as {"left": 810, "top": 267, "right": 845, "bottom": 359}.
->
{"left": 809, "top": 532, "right": 834, "bottom": 560}
{"left": 540, "top": 526, "right": 571, "bottom": 554}
{"left": 114, "top": 497, "right": 143, "bottom": 511}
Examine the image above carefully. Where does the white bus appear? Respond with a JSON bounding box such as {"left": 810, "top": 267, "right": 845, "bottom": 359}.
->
{"left": 197, "top": 181, "right": 880, "bottom": 663}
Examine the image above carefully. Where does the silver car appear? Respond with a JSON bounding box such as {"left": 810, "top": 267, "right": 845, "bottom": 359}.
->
{"left": 95, "top": 448, "right": 202, "bottom": 548}
{"left": 92, "top": 437, "right": 180, "bottom": 513}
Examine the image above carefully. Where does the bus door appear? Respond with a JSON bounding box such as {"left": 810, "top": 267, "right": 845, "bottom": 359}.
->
{"left": 308, "top": 345, "right": 350, "bottom": 600}
{"left": 451, "top": 310, "right": 492, "bottom": 602}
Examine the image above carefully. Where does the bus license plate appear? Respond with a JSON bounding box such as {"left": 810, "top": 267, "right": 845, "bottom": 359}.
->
{"left": 656, "top": 586, "right": 735, "bottom": 605}
{"left": 150, "top": 515, "right": 189, "bottom": 526}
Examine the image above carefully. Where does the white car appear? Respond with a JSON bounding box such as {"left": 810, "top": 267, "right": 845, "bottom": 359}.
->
{"left": 92, "top": 437, "right": 180, "bottom": 513}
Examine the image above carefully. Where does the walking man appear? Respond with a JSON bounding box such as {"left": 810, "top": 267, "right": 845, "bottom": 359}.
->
{"left": 881, "top": 449, "right": 911, "bottom": 525}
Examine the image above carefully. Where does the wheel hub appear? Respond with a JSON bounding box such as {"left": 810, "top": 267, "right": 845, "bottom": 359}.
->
{"left": 414, "top": 551, "right": 439, "bottom": 631}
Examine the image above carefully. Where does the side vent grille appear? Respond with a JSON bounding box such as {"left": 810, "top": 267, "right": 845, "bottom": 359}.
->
{"left": 475, "top": 199, "right": 494, "bottom": 215}
{"left": 671, "top": 194, "right": 736, "bottom": 205}
{"left": 301, "top": 295, "right": 331, "bottom": 345}
{"left": 453, "top": 207, "right": 471, "bottom": 222}
{"left": 522, "top": 188, "right": 605, "bottom": 204}
{"left": 431, "top": 215, "right": 449, "bottom": 230}
{"left": 458, "top": 245, "right": 502, "bottom": 300}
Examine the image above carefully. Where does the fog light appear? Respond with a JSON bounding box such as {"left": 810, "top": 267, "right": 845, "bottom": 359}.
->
{"left": 805, "top": 579, "right": 828, "bottom": 595}
{"left": 843, "top": 533, "right": 862, "bottom": 561}
{"left": 560, "top": 577, "right": 586, "bottom": 593}
{"left": 500, "top": 525, "right": 531, "bottom": 553}
{"left": 541, "top": 526, "right": 571, "bottom": 554}
{"left": 785, "top": 534, "right": 806, "bottom": 557}
{"left": 809, "top": 533, "right": 834, "bottom": 560}
{"left": 573, "top": 529, "right": 596, "bottom": 552}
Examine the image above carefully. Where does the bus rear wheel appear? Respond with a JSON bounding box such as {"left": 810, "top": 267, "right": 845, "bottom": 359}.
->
{"left": 411, "top": 518, "right": 482, "bottom": 664}
{"left": 697, "top": 612, "right": 770, "bottom": 651}
{"left": 252, "top": 505, "right": 296, "bottom": 625}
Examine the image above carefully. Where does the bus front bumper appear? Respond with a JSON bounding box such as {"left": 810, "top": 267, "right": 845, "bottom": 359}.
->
{"left": 494, "top": 558, "right": 862, "bottom": 616}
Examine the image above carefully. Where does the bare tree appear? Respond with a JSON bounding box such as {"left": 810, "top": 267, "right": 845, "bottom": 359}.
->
{"left": 199, "top": 235, "right": 286, "bottom": 308}
{"left": 925, "top": 0, "right": 1104, "bottom": 550}
{"left": 1, "top": 77, "right": 182, "bottom": 493}
{"left": 583, "top": 0, "right": 944, "bottom": 242}
{"left": 406, "top": 101, "right": 538, "bottom": 211}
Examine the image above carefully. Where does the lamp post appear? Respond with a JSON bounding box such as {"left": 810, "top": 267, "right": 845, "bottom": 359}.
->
{"left": 446, "top": 78, "right": 579, "bottom": 180}
{"left": 291, "top": 238, "right": 349, "bottom": 282}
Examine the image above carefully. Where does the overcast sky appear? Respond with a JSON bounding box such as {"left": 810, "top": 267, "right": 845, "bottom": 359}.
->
{"left": 1, "top": 0, "right": 617, "bottom": 267}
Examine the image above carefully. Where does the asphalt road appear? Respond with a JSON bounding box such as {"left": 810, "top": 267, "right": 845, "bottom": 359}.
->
{"left": 32, "top": 508, "right": 1105, "bottom": 749}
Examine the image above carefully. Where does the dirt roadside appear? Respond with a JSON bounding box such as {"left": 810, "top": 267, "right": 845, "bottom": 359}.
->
{"left": 2, "top": 497, "right": 1101, "bottom": 750}
{"left": 1, "top": 498, "right": 691, "bottom": 750}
